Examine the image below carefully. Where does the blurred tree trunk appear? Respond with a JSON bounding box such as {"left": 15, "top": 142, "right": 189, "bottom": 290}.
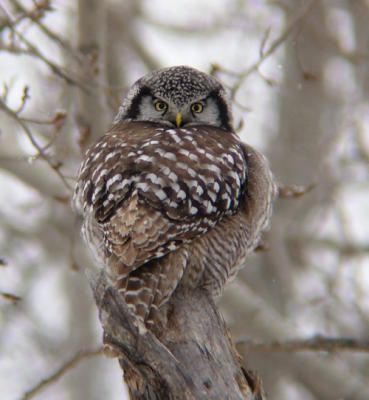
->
{"left": 258, "top": 0, "right": 340, "bottom": 313}
{"left": 105, "top": 2, "right": 160, "bottom": 90}
{"left": 351, "top": 1, "right": 369, "bottom": 96}
{"left": 76, "top": 0, "right": 110, "bottom": 143}
{"left": 61, "top": 2, "right": 110, "bottom": 399}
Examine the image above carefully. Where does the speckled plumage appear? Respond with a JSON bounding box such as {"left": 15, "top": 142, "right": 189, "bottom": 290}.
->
{"left": 73, "top": 66, "right": 276, "bottom": 328}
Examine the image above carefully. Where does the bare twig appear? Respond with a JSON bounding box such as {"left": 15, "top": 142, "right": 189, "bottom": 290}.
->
{"left": 0, "top": 5, "right": 88, "bottom": 91}
{"left": 278, "top": 183, "right": 316, "bottom": 198}
{"left": 7, "top": 0, "right": 52, "bottom": 25}
{"left": 0, "top": 290, "right": 21, "bottom": 304}
{"left": 237, "top": 336, "right": 369, "bottom": 353}
{"left": 305, "top": 238, "right": 369, "bottom": 256}
{"left": 14, "top": 85, "right": 30, "bottom": 114}
{"left": 20, "top": 110, "right": 67, "bottom": 151}
{"left": 20, "top": 110, "right": 67, "bottom": 125}
{"left": 10, "top": 0, "right": 83, "bottom": 63}
{"left": 20, "top": 348, "right": 103, "bottom": 400}
{"left": 355, "top": 122, "right": 369, "bottom": 164}
{"left": 210, "top": 63, "right": 240, "bottom": 78}
{"left": 0, "top": 97, "right": 72, "bottom": 190}
{"left": 1, "top": 5, "right": 121, "bottom": 99}
{"left": 77, "top": 125, "right": 91, "bottom": 154}
{"left": 259, "top": 27, "right": 271, "bottom": 58}
{"left": 7, "top": 26, "right": 88, "bottom": 90}
{"left": 230, "top": 0, "right": 319, "bottom": 99}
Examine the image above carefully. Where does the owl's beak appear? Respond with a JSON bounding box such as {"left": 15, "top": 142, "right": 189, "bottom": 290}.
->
{"left": 175, "top": 112, "right": 182, "bottom": 128}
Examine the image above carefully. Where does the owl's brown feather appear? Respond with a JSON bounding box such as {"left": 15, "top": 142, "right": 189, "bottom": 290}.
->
{"left": 73, "top": 66, "right": 276, "bottom": 328}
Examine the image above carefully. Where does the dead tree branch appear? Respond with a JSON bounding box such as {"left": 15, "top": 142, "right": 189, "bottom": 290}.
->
{"left": 211, "top": 0, "right": 319, "bottom": 99}
{"left": 0, "top": 290, "right": 21, "bottom": 304}
{"left": 230, "top": 0, "right": 318, "bottom": 97}
{"left": 0, "top": 97, "right": 72, "bottom": 190}
{"left": 277, "top": 183, "right": 316, "bottom": 198}
{"left": 0, "top": 3, "right": 89, "bottom": 91}
{"left": 4, "top": 25, "right": 88, "bottom": 90}
{"left": 19, "top": 348, "right": 103, "bottom": 400}
{"left": 91, "top": 271, "right": 265, "bottom": 400}
{"left": 9, "top": 0, "right": 83, "bottom": 62}
{"left": 237, "top": 336, "right": 369, "bottom": 353}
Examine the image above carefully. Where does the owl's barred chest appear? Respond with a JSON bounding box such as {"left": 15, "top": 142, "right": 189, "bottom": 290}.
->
{"left": 79, "top": 122, "right": 247, "bottom": 223}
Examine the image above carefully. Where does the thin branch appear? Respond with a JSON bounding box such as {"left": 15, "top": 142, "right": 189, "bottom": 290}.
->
{"left": 9, "top": 0, "right": 83, "bottom": 63}
{"left": 259, "top": 27, "right": 271, "bottom": 58}
{"left": 14, "top": 85, "right": 30, "bottom": 114}
{"left": 210, "top": 63, "right": 240, "bottom": 78}
{"left": 0, "top": 290, "right": 21, "bottom": 304}
{"left": 20, "top": 348, "right": 103, "bottom": 400}
{"left": 2, "top": 0, "right": 50, "bottom": 27}
{"left": 355, "top": 122, "right": 369, "bottom": 164}
{"left": 237, "top": 336, "right": 369, "bottom": 353}
{"left": 0, "top": 97, "right": 72, "bottom": 190}
{"left": 230, "top": 0, "right": 319, "bottom": 99}
{"left": 20, "top": 110, "right": 68, "bottom": 151}
{"left": 6, "top": 25, "right": 88, "bottom": 90}
{"left": 278, "top": 183, "right": 316, "bottom": 198}
{"left": 0, "top": 4, "right": 89, "bottom": 91}
{"left": 20, "top": 109, "right": 67, "bottom": 125}
{"left": 1, "top": 8, "right": 119, "bottom": 98}
{"left": 306, "top": 238, "right": 369, "bottom": 256}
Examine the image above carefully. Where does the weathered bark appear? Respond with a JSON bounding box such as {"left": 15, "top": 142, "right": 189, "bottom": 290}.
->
{"left": 91, "top": 271, "right": 265, "bottom": 400}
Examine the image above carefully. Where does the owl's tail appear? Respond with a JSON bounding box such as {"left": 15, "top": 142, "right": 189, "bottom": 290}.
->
{"left": 115, "top": 249, "right": 188, "bottom": 330}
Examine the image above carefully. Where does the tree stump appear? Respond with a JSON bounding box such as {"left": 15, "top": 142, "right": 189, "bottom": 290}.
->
{"left": 91, "top": 271, "right": 265, "bottom": 400}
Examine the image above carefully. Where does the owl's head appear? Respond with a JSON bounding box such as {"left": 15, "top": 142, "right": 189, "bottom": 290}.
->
{"left": 114, "top": 66, "right": 234, "bottom": 131}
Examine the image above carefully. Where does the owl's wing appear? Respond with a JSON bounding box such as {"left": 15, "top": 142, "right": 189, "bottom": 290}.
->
{"left": 240, "top": 143, "right": 277, "bottom": 234}
{"left": 74, "top": 122, "right": 248, "bottom": 270}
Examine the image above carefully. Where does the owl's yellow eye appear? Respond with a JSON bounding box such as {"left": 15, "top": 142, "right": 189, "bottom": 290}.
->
{"left": 154, "top": 101, "right": 168, "bottom": 112}
{"left": 191, "top": 103, "right": 203, "bottom": 113}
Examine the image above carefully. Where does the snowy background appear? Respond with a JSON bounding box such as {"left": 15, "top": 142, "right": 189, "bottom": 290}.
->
{"left": 0, "top": 1, "right": 368, "bottom": 399}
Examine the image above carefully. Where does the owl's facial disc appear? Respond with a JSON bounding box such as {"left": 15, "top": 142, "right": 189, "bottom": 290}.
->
{"left": 114, "top": 66, "right": 234, "bottom": 131}
{"left": 135, "top": 93, "right": 226, "bottom": 129}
